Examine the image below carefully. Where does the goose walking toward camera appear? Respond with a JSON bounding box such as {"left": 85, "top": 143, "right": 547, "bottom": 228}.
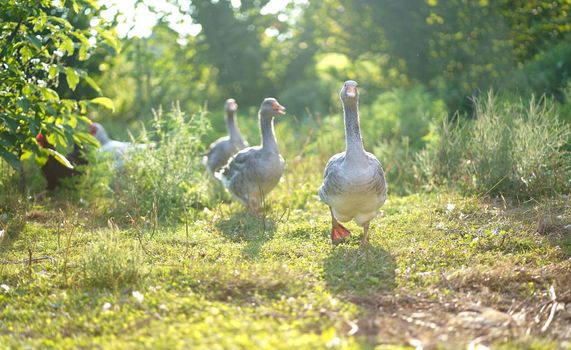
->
{"left": 36, "top": 134, "right": 88, "bottom": 191}
{"left": 318, "top": 80, "right": 387, "bottom": 246}
{"left": 203, "top": 98, "right": 248, "bottom": 176}
{"left": 216, "top": 98, "right": 286, "bottom": 213}
{"left": 89, "top": 122, "right": 150, "bottom": 168}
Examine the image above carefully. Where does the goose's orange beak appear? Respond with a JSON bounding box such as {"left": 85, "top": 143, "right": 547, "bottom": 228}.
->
{"left": 346, "top": 85, "right": 357, "bottom": 98}
{"left": 272, "top": 102, "right": 286, "bottom": 115}
{"left": 227, "top": 100, "right": 237, "bottom": 112}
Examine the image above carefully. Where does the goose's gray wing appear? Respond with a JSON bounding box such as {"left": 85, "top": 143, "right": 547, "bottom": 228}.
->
{"left": 215, "top": 147, "right": 258, "bottom": 199}
{"left": 204, "top": 136, "right": 232, "bottom": 173}
{"left": 366, "top": 152, "right": 388, "bottom": 198}
{"left": 318, "top": 152, "right": 345, "bottom": 204}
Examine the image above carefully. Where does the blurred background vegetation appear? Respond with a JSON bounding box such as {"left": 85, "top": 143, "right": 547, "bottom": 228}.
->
{"left": 1, "top": 0, "right": 570, "bottom": 216}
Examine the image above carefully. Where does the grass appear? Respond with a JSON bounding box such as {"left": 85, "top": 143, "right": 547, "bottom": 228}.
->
{"left": 0, "top": 95, "right": 570, "bottom": 349}
{"left": 1, "top": 188, "right": 569, "bottom": 349}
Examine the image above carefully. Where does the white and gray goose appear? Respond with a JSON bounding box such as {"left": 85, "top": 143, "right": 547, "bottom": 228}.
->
{"left": 203, "top": 98, "right": 248, "bottom": 176}
{"left": 216, "top": 98, "right": 286, "bottom": 213}
{"left": 318, "top": 80, "right": 387, "bottom": 245}
{"left": 89, "top": 122, "right": 150, "bottom": 169}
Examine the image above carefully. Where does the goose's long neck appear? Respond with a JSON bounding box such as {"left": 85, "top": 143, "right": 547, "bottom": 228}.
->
{"left": 343, "top": 101, "right": 365, "bottom": 158}
{"left": 260, "top": 112, "right": 278, "bottom": 152}
{"left": 96, "top": 130, "right": 110, "bottom": 145}
{"left": 225, "top": 110, "right": 242, "bottom": 141}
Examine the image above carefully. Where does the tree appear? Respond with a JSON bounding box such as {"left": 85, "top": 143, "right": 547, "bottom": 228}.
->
{"left": 187, "top": 0, "right": 273, "bottom": 106}
{"left": 0, "top": 0, "right": 117, "bottom": 189}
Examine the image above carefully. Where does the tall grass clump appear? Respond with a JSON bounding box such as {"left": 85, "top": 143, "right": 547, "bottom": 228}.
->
{"left": 113, "top": 103, "right": 210, "bottom": 222}
{"left": 416, "top": 92, "right": 571, "bottom": 198}
{"left": 81, "top": 231, "right": 144, "bottom": 290}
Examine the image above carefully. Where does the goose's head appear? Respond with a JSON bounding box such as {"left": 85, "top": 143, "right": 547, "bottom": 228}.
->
{"left": 340, "top": 80, "right": 359, "bottom": 105}
{"left": 89, "top": 122, "right": 109, "bottom": 144}
{"left": 225, "top": 98, "right": 238, "bottom": 113}
{"left": 260, "top": 98, "right": 286, "bottom": 117}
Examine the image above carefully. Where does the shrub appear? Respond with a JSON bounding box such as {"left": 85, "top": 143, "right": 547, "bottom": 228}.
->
{"left": 113, "top": 103, "right": 211, "bottom": 222}
{"left": 363, "top": 86, "right": 447, "bottom": 150}
{"left": 365, "top": 86, "right": 447, "bottom": 194}
{"left": 416, "top": 92, "right": 571, "bottom": 198}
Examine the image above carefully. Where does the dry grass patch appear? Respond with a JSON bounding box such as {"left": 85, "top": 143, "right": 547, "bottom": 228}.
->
{"left": 348, "top": 261, "right": 571, "bottom": 349}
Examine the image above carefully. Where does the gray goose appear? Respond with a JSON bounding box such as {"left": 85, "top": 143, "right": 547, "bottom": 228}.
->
{"left": 216, "top": 98, "right": 286, "bottom": 213}
{"left": 203, "top": 99, "right": 248, "bottom": 176}
{"left": 318, "top": 80, "right": 387, "bottom": 245}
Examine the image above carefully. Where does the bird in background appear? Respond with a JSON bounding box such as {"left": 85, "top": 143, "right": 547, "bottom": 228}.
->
{"left": 318, "top": 80, "right": 387, "bottom": 246}
{"left": 203, "top": 98, "right": 248, "bottom": 177}
{"left": 216, "top": 98, "right": 287, "bottom": 214}
{"left": 36, "top": 133, "right": 88, "bottom": 191}
{"left": 89, "top": 122, "right": 150, "bottom": 169}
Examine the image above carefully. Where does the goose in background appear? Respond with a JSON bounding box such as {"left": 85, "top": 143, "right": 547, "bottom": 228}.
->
{"left": 318, "top": 80, "right": 387, "bottom": 246}
{"left": 89, "top": 122, "right": 150, "bottom": 169}
{"left": 216, "top": 98, "right": 286, "bottom": 213}
{"left": 203, "top": 98, "right": 248, "bottom": 176}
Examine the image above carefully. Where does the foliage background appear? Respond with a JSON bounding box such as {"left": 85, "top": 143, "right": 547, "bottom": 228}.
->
{"left": 1, "top": 0, "right": 570, "bottom": 197}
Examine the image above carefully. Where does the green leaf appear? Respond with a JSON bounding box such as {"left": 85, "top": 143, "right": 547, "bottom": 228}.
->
{"left": 65, "top": 67, "right": 79, "bottom": 91}
{"left": 75, "top": 131, "right": 100, "bottom": 147}
{"left": 20, "top": 150, "right": 34, "bottom": 161}
{"left": 47, "top": 148, "right": 74, "bottom": 169}
{"left": 85, "top": 76, "right": 102, "bottom": 95}
{"left": 20, "top": 46, "right": 34, "bottom": 61}
{"left": 49, "top": 65, "right": 59, "bottom": 79}
{"left": 79, "top": 44, "right": 88, "bottom": 61}
{"left": 59, "top": 36, "right": 75, "bottom": 56}
{"left": 98, "top": 30, "right": 120, "bottom": 53}
{"left": 25, "top": 35, "right": 42, "bottom": 49}
{"left": 71, "top": 0, "right": 80, "bottom": 14}
{"left": 72, "top": 32, "right": 91, "bottom": 61}
{"left": 49, "top": 16, "right": 72, "bottom": 30}
{"left": 41, "top": 88, "right": 60, "bottom": 101}
{"left": 90, "top": 97, "right": 115, "bottom": 112}
{"left": 17, "top": 97, "right": 31, "bottom": 112}
{"left": 0, "top": 146, "right": 21, "bottom": 171}
{"left": 36, "top": 151, "right": 48, "bottom": 166}
{"left": 33, "top": 14, "right": 48, "bottom": 32}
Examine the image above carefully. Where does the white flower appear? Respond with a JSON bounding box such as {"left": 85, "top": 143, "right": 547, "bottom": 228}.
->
{"left": 446, "top": 203, "right": 455, "bottom": 212}
{"left": 326, "top": 337, "right": 341, "bottom": 348}
{"left": 1, "top": 284, "right": 10, "bottom": 292}
{"left": 102, "top": 302, "right": 112, "bottom": 311}
{"left": 132, "top": 291, "right": 144, "bottom": 303}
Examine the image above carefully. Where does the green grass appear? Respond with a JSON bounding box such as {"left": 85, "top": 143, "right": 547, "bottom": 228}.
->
{"left": 1, "top": 189, "right": 569, "bottom": 349}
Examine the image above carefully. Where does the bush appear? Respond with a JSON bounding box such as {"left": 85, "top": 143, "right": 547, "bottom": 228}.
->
{"left": 416, "top": 92, "right": 571, "bottom": 198}
{"left": 363, "top": 86, "right": 447, "bottom": 150}
{"left": 114, "top": 103, "right": 210, "bottom": 222}
{"left": 365, "top": 86, "right": 447, "bottom": 194}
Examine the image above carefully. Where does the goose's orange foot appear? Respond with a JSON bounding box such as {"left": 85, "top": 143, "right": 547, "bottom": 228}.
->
{"left": 331, "top": 221, "right": 350, "bottom": 245}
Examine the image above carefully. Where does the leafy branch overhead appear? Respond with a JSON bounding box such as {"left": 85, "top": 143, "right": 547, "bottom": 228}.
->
{"left": 0, "top": 0, "right": 119, "bottom": 170}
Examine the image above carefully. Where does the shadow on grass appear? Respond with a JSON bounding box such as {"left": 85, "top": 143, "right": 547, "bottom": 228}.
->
{"left": 323, "top": 244, "right": 396, "bottom": 295}
{"left": 215, "top": 211, "right": 276, "bottom": 259}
